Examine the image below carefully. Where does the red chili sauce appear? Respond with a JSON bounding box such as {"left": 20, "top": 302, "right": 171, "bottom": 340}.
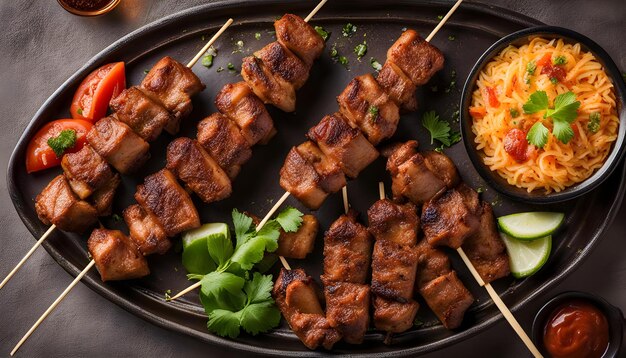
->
{"left": 543, "top": 299, "right": 609, "bottom": 358}
{"left": 63, "top": 0, "right": 112, "bottom": 11}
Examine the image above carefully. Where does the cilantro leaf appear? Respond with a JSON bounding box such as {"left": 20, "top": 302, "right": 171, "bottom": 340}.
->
{"left": 230, "top": 226, "right": 279, "bottom": 270}
{"left": 522, "top": 91, "right": 549, "bottom": 114}
{"left": 275, "top": 207, "right": 303, "bottom": 233}
{"left": 545, "top": 91, "right": 580, "bottom": 122}
{"left": 254, "top": 254, "right": 278, "bottom": 274}
{"left": 552, "top": 118, "right": 575, "bottom": 144}
{"left": 206, "top": 232, "right": 233, "bottom": 268}
{"left": 232, "top": 209, "right": 253, "bottom": 248}
{"left": 240, "top": 301, "right": 281, "bottom": 335}
{"left": 47, "top": 129, "right": 77, "bottom": 157}
{"left": 244, "top": 272, "right": 274, "bottom": 304}
{"left": 526, "top": 122, "right": 549, "bottom": 148}
{"left": 588, "top": 112, "right": 601, "bottom": 133}
{"left": 199, "top": 271, "right": 245, "bottom": 298}
{"left": 207, "top": 309, "right": 242, "bottom": 338}
{"left": 422, "top": 111, "right": 452, "bottom": 146}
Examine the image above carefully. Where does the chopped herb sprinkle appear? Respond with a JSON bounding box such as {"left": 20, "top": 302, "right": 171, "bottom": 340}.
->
{"left": 76, "top": 108, "right": 83, "bottom": 115}
{"left": 202, "top": 54, "right": 214, "bottom": 68}
{"left": 368, "top": 105, "right": 379, "bottom": 121}
{"left": 339, "top": 56, "right": 348, "bottom": 66}
{"left": 526, "top": 61, "right": 536, "bottom": 75}
{"left": 342, "top": 23, "right": 357, "bottom": 37}
{"left": 164, "top": 289, "right": 172, "bottom": 301}
{"left": 227, "top": 63, "right": 236, "bottom": 72}
{"left": 330, "top": 45, "right": 338, "bottom": 58}
{"left": 354, "top": 41, "right": 367, "bottom": 60}
{"left": 437, "top": 15, "right": 444, "bottom": 20}
{"left": 47, "top": 129, "right": 77, "bottom": 158}
{"left": 314, "top": 26, "right": 330, "bottom": 41}
{"left": 255, "top": 32, "right": 261, "bottom": 40}
{"left": 112, "top": 213, "right": 123, "bottom": 222}
{"left": 448, "top": 34, "right": 456, "bottom": 41}
{"left": 553, "top": 55, "right": 567, "bottom": 65}
{"left": 217, "top": 66, "right": 224, "bottom": 72}
{"left": 550, "top": 77, "right": 559, "bottom": 84}
{"left": 144, "top": 69, "right": 150, "bottom": 74}
{"left": 588, "top": 112, "right": 601, "bottom": 133}
{"left": 370, "top": 58, "right": 382, "bottom": 71}
{"left": 509, "top": 108, "right": 519, "bottom": 118}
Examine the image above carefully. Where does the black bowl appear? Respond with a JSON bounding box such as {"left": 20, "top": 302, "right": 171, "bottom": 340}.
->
{"left": 532, "top": 291, "right": 624, "bottom": 357}
{"left": 460, "top": 26, "right": 626, "bottom": 204}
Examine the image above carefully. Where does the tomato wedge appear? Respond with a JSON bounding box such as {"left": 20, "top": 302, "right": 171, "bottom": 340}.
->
{"left": 26, "top": 119, "right": 93, "bottom": 173}
{"left": 70, "top": 62, "right": 125, "bottom": 122}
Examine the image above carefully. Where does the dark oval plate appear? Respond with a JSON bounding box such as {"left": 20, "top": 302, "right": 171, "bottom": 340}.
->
{"left": 7, "top": 0, "right": 626, "bottom": 356}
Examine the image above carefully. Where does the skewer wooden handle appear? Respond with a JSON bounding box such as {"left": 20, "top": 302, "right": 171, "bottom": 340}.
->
{"left": 186, "top": 18, "right": 234, "bottom": 68}
{"left": 11, "top": 259, "right": 96, "bottom": 356}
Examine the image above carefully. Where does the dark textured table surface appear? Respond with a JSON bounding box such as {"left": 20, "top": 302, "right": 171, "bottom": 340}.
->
{"left": 1, "top": 0, "right": 625, "bottom": 357}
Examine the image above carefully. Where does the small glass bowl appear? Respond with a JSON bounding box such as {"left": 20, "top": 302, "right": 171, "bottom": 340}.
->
{"left": 57, "top": 0, "right": 121, "bottom": 17}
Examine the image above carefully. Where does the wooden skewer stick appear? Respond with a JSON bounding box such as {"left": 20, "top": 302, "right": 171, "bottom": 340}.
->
{"left": 304, "top": 0, "right": 328, "bottom": 22}
{"left": 425, "top": 0, "right": 463, "bottom": 42}
{"left": 10, "top": 260, "right": 96, "bottom": 356}
{"left": 342, "top": 186, "right": 349, "bottom": 214}
{"left": 0, "top": 225, "right": 56, "bottom": 290}
{"left": 186, "top": 18, "right": 234, "bottom": 68}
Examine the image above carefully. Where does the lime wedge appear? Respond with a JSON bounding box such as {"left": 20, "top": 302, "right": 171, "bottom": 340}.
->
{"left": 500, "top": 232, "right": 551, "bottom": 278}
{"left": 497, "top": 212, "right": 564, "bottom": 240}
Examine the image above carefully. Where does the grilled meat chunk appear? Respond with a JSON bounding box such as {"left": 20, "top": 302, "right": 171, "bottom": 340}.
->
{"left": 376, "top": 62, "right": 418, "bottom": 112}
{"left": 61, "top": 144, "right": 113, "bottom": 200}
{"left": 423, "top": 151, "right": 460, "bottom": 189}
{"left": 307, "top": 113, "right": 378, "bottom": 179}
{"left": 280, "top": 141, "right": 346, "bottom": 210}
{"left": 197, "top": 113, "right": 252, "bottom": 179}
{"left": 414, "top": 240, "right": 451, "bottom": 287}
{"left": 241, "top": 55, "right": 296, "bottom": 112}
{"left": 273, "top": 268, "right": 341, "bottom": 350}
{"left": 371, "top": 239, "right": 418, "bottom": 302}
{"left": 368, "top": 199, "right": 419, "bottom": 247}
{"left": 123, "top": 204, "right": 171, "bottom": 255}
{"left": 337, "top": 74, "right": 400, "bottom": 145}
{"left": 215, "top": 82, "right": 275, "bottom": 145}
{"left": 421, "top": 187, "right": 480, "bottom": 249}
{"left": 134, "top": 169, "right": 200, "bottom": 237}
{"left": 274, "top": 14, "right": 324, "bottom": 67}
{"left": 88, "top": 228, "right": 150, "bottom": 282}
{"left": 166, "top": 137, "right": 232, "bottom": 203}
{"left": 373, "top": 296, "right": 419, "bottom": 334}
{"left": 254, "top": 41, "right": 309, "bottom": 90}
{"left": 387, "top": 30, "right": 444, "bottom": 86}
{"left": 325, "top": 282, "right": 370, "bottom": 344}
{"left": 87, "top": 116, "right": 150, "bottom": 174}
{"left": 418, "top": 271, "right": 474, "bottom": 329}
{"left": 277, "top": 214, "right": 319, "bottom": 259}
{"left": 321, "top": 210, "right": 373, "bottom": 285}
{"left": 90, "top": 173, "right": 120, "bottom": 216}
{"left": 384, "top": 140, "right": 419, "bottom": 174}
{"left": 462, "top": 202, "right": 510, "bottom": 283}
{"left": 109, "top": 86, "right": 171, "bottom": 142}
{"left": 140, "top": 56, "right": 205, "bottom": 133}
{"left": 35, "top": 175, "right": 98, "bottom": 233}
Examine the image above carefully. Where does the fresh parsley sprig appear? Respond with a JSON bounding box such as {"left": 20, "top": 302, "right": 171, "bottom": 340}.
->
{"left": 523, "top": 91, "right": 581, "bottom": 148}
{"left": 47, "top": 129, "right": 77, "bottom": 157}
{"left": 421, "top": 111, "right": 461, "bottom": 148}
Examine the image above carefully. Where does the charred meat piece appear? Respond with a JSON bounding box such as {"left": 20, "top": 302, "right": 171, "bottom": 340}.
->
{"left": 384, "top": 140, "right": 419, "bottom": 174}
{"left": 421, "top": 187, "right": 480, "bottom": 249}
{"left": 35, "top": 175, "right": 98, "bottom": 233}
{"left": 418, "top": 271, "right": 474, "bottom": 329}
{"left": 273, "top": 268, "right": 341, "bottom": 350}
{"left": 337, "top": 74, "right": 400, "bottom": 146}
{"left": 280, "top": 141, "right": 346, "bottom": 210}
{"left": 166, "top": 137, "right": 232, "bottom": 204}
{"left": 307, "top": 113, "right": 378, "bottom": 179}
{"left": 277, "top": 214, "right": 319, "bottom": 259}
{"left": 324, "top": 282, "right": 370, "bottom": 344}
{"left": 109, "top": 86, "right": 171, "bottom": 142}
{"left": 215, "top": 82, "right": 275, "bottom": 145}
{"left": 88, "top": 228, "right": 150, "bottom": 282}
{"left": 241, "top": 55, "right": 296, "bottom": 112}
{"left": 197, "top": 113, "right": 252, "bottom": 180}
{"left": 140, "top": 56, "right": 205, "bottom": 133}
{"left": 90, "top": 173, "right": 121, "bottom": 217}
{"left": 462, "top": 202, "right": 510, "bottom": 283}
{"left": 61, "top": 144, "right": 113, "bottom": 200}
{"left": 254, "top": 41, "right": 309, "bottom": 90}
{"left": 367, "top": 199, "right": 419, "bottom": 247}
{"left": 87, "top": 116, "right": 150, "bottom": 174}
{"left": 423, "top": 151, "right": 460, "bottom": 189}
{"left": 457, "top": 183, "right": 481, "bottom": 215}
{"left": 123, "top": 204, "right": 171, "bottom": 255}
{"left": 376, "top": 62, "right": 418, "bottom": 112}
{"left": 274, "top": 14, "right": 324, "bottom": 67}
{"left": 321, "top": 210, "right": 373, "bottom": 285}
{"left": 387, "top": 30, "right": 445, "bottom": 86}
{"left": 373, "top": 295, "right": 419, "bottom": 334}
{"left": 135, "top": 169, "right": 200, "bottom": 237}
{"left": 371, "top": 239, "right": 418, "bottom": 302}
{"left": 414, "top": 240, "right": 452, "bottom": 287}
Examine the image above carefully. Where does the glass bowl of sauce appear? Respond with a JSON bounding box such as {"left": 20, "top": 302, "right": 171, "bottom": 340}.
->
{"left": 533, "top": 291, "right": 624, "bottom": 358}
{"left": 57, "top": 0, "right": 121, "bottom": 16}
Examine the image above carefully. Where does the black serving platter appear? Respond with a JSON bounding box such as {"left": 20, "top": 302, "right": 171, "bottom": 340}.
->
{"left": 460, "top": 26, "right": 626, "bottom": 204}
{"left": 6, "top": 0, "right": 626, "bottom": 356}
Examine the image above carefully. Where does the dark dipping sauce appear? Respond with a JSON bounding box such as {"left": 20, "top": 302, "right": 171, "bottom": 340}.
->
{"left": 62, "top": 0, "right": 112, "bottom": 11}
{"left": 543, "top": 299, "right": 609, "bottom": 358}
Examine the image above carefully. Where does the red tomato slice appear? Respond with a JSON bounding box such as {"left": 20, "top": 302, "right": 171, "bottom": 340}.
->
{"left": 70, "top": 62, "right": 125, "bottom": 122}
{"left": 536, "top": 53, "right": 552, "bottom": 67}
{"left": 484, "top": 86, "right": 500, "bottom": 108}
{"left": 26, "top": 119, "right": 93, "bottom": 173}
{"left": 503, "top": 128, "right": 529, "bottom": 162}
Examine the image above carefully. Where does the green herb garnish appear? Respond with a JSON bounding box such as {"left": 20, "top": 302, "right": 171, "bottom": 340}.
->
{"left": 370, "top": 58, "right": 382, "bottom": 71}
{"left": 421, "top": 111, "right": 460, "bottom": 147}
{"left": 112, "top": 213, "right": 123, "bottom": 222}
{"left": 588, "top": 112, "right": 601, "bottom": 133}
{"left": 164, "top": 289, "right": 172, "bottom": 301}
{"left": 217, "top": 66, "right": 224, "bottom": 73}
{"left": 526, "top": 61, "right": 536, "bottom": 75}
{"left": 254, "top": 32, "right": 261, "bottom": 40}
{"left": 523, "top": 90, "right": 581, "bottom": 145}
{"left": 339, "top": 56, "right": 348, "bottom": 67}
{"left": 368, "top": 105, "right": 379, "bottom": 122}
{"left": 526, "top": 122, "right": 550, "bottom": 148}
{"left": 47, "top": 129, "right": 77, "bottom": 158}
{"left": 553, "top": 55, "right": 567, "bottom": 65}
{"left": 227, "top": 63, "right": 236, "bottom": 72}
{"left": 144, "top": 69, "right": 150, "bottom": 75}
{"left": 354, "top": 40, "right": 367, "bottom": 60}
{"left": 201, "top": 46, "right": 218, "bottom": 68}
{"left": 550, "top": 77, "right": 559, "bottom": 84}
{"left": 509, "top": 108, "right": 519, "bottom": 118}
{"left": 342, "top": 23, "right": 357, "bottom": 37}
{"left": 76, "top": 108, "right": 83, "bottom": 116}
{"left": 329, "top": 45, "right": 338, "bottom": 58}
{"left": 437, "top": 15, "right": 444, "bottom": 20}
{"left": 314, "top": 26, "right": 330, "bottom": 41}
{"left": 448, "top": 34, "right": 456, "bottom": 41}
